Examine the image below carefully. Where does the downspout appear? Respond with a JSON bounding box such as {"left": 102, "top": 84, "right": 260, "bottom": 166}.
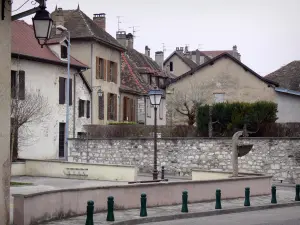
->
{"left": 73, "top": 72, "right": 76, "bottom": 138}
{"left": 90, "top": 43, "right": 94, "bottom": 123}
{"left": 119, "top": 53, "right": 122, "bottom": 122}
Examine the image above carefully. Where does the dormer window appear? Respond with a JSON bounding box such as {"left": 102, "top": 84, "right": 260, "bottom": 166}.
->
{"left": 61, "top": 45, "right": 67, "bottom": 59}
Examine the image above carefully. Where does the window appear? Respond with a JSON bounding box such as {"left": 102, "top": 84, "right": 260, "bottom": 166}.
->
{"left": 96, "top": 57, "right": 105, "bottom": 80}
{"left": 214, "top": 93, "right": 225, "bottom": 103}
{"left": 86, "top": 100, "right": 90, "bottom": 118}
{"left": 11, "top": 70, "right": 25, "bottom": 100}
{"left": 98, "top": 94, "right": 104, "bottom": 120}
{"left": 61, "top": 45, "right": 68, "bottom": 59}
{"left": 169, "top": 61, "right": 173, "bottom": 71}
{"left": 78, "top": 99, "right": 85, "bottom": 117}
{"left": 109, "top": 61, "right": 114, "bottom": 82}
{"left": 123, "top": 97, "right": 135, "bottom": 122}
{"left": 59, "top": 77, "right": 72, "bottom": 105}
{"left": 107, "top": 93, "right": 117, "bottom": 121}
{"left": 148, "top": 75, "right": 152, "bottom": 85}
{"left": 107, "top": 61, "right": 117, "bottom": 83}
{"left": 156, "top": 77, "right": 159, "bottom": 87}
{"left": 159, "top": 101, "right": 164, "bottom": 120}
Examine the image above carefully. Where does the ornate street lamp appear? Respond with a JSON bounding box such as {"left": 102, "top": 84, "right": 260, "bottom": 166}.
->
{"left": 148, "top": 86, "right": 163, "bottom": 180}
{"left": 97, "top": 87, "right": 103, "bottom": 97}
{"left": 32, "top": 3, "right": 53, "bottom": 48}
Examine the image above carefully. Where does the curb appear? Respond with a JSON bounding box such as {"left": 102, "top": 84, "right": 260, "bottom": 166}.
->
{"left": 112, "top": 202, "right": 300, "bottom": 225}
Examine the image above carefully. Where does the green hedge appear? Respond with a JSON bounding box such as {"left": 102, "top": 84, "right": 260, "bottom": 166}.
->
{"left": 196, "top": 101, "right": 278, "bottom": 136}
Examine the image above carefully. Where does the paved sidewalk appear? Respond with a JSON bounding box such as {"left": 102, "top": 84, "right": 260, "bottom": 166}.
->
{"left": 43, "top": 187, "right": 296, "bottom": 225}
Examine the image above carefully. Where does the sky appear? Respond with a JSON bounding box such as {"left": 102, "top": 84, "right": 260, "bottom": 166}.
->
{"left": 12, "top": 0, "right": 300, "bottom": 75}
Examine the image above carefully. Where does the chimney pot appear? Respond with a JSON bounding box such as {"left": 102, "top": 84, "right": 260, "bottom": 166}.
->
{"left": 145, "top": 46, "right": 150, "bottom": 57}
{"left": 93, "top": 13, "right": 106, "bottom": 30}
{"left": 126, "top": 33, "right": 134, "bottom": 49}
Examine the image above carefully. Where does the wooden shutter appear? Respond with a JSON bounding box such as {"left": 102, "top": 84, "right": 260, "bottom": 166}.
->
{"left": 69, "top": 79, "right": 72, "bottom": 105}
{"left": 96, "top": 57, "right": 100, "bottom": 79}
{"left": 114, "top": 94, "right": 117, "bottom": 121}
{"left": 113, "top": 63, "right": 118, "bottom": 84}
{"left": 78, "top": 99, "right": 82, "bottom": 117}
{"left": 18, "top": 70, "right": 25, "bottom": 100}
{"left": 123, "top": 97, "right": 127, "bottom": 121}
{"left": 11, "top": 71, "right": 17, "bottom": 99}
{"left": 132, "top": 99, "right": 136, "bottom": 122}
{"left": 98, "top": 94, "right": 104, "bottom": 120}
{"left": 59, "top": 77, "right": 66, "bottom": 104}
{"left": 86, "top": 100, "right": 90, "bottom": 118}
{"left": 103, "top": 59, "right": 107, "bottom": 81}
{"left": 159, "top": 101, "right": 163, "bottom": 119}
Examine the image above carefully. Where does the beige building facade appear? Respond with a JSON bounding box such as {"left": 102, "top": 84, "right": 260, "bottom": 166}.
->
{"left": 166, "top": 54, "right": 278, "bottom": 125}
{"left": 0, "top": 1, "right": 11, "bottom": 223}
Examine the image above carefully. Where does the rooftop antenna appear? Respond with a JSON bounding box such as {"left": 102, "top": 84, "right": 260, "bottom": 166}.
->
{"left": 117, "top": 16, "right": 124, "bottom": 31}
{"left": 129, "top": 26, "right": 140, "bottom": 38}
{"left": 162, "top": 43, "right": 166, "bottom": 53}
{"left": 197, "top": 44, "right": 203, "bottom": 50}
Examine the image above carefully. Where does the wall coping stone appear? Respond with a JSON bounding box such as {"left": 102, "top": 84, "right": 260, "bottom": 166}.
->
{"left": 191, "top": 169, "right": 264, "bottom": 176}
{"left": 12, "top": 175, "right": 272, "bottom": 198}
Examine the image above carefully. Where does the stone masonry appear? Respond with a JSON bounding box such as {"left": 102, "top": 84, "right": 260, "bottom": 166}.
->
{"left": 68, "top": 138, "right": 300, "bottom": 183}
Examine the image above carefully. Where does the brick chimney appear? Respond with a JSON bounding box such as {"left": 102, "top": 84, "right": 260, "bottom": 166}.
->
{"left": 126, "top": 33, "right": 134, "bottom": 49}
{"left": 116, "top": 31, "right": 127, "bottom": 47}
{"left": 145, "top": 46, "right": 150, "bottom": 57}
{"left": 155, "top": 51, "right": 164, "bottom": 70}
{"left": 52, "top": 7, "right": 64, "bottom": 34}
{"left": 93, "top": 13, "right": 106, "bottom": 30}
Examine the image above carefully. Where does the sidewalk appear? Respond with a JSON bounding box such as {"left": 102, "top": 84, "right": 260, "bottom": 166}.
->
{"left": 43, "top": 188, "right": 297, "bottom": 225}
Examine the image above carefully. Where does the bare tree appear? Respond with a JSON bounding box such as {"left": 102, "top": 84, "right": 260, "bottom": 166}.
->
{"left": 10, "top": 88, "right": 51, "bottom": 161}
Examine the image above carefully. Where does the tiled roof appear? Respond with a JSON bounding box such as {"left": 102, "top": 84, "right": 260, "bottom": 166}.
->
{"left": 121, "top": 49, "right": 174, "bottom": 95}
{"left": 265, "top": 61, "right": 300, "bottom": 92}
{"left": 165, "top": 52, "right": 279, "bottom": 88}
{"left": 50, "top": 8, "right": 124, "bottom": 51}
{"left": 11, "top": 20, "right": 88, "bottom": 69}
{"left": 163, "top": 51, "right": 198, "bottom": 69}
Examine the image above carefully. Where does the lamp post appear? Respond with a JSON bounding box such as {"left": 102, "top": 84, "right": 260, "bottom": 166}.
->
{"left": 148, "top": 86, "right": 163, "bottom": 180}
{"left": 32, "top": 0, "right": 53, "bottom": 48}
{"left": 55, "top": 25, "right": 71, "bottom": 160}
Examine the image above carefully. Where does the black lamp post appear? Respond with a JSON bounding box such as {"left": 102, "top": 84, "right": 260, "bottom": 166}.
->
{"left": 148, "top": 86, "right": 163, "bottom": 180}
{"left": 32, "top": 1, "right": 53, "bottom": 48}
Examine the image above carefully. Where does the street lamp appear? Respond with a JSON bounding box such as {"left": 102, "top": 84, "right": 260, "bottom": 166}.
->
{"left": 148, "top": 86, "right": 163, "bottom": 180}
{"left": 32, "top": 2, "right": 53, "bottom": 48}
{"left": 56, "top": 25, "right": 71, "bottom": 161}
{"left": 97, "top": 87, "right": 103, "bottom": 97}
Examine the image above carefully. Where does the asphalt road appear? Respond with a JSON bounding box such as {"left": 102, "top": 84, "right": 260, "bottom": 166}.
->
{"left": 146, "top": 206, "right": 300, "bottom": 225}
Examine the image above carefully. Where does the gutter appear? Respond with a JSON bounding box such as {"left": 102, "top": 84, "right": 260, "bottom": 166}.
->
{"left": 275, "top": 87, "right": 300, "bottom": 96}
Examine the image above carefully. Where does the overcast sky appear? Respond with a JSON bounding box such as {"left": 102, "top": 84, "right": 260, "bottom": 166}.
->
{"left": 13, "top": 0, "right": 300, "bottom": 75}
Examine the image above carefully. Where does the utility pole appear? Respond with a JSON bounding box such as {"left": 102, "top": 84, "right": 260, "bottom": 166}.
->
{"left": 117, "top": 16, "right": 123, "bottom": 31}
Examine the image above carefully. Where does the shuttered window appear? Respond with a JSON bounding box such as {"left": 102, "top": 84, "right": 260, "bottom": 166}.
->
{"left": 78, "top": 99, "right": 85, "bottom": 117}
{"left": 86, "top": 100, "right": 90, "bottom": 118}
{"left": 98, "top": 94, "right": 104, "bottom": 120}
{"left": 96, "top": 57, "right": 105, "bottom": 79}
{"left": 59, "top": 77, "right": 66, "bottom": 104}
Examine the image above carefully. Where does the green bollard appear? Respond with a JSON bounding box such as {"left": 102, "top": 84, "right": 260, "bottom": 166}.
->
{"left": 181, "top": 191, "right": 188, "bottom": 213}
{"left": 271, "top": 186, "right": 277, "bottom": 204}
{"left": 106, "top": 196, "right": 115, "bottom": 221}
{"left": 215, "top": 189, "right": 222, "bottom": 209}
{"left": 140, "top": 193, "right": 148, "bottom": 217}
{"left": 244, "top": 187, "right": 250, "bottom": 207}
{"left": 295, "top": 184, "right": 300, "bottom": 201}
{"left": 85, "top": 201, "right": 94, "bottom": 225}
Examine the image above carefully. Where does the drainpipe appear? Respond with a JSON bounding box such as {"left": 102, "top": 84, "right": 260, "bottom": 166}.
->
{"left": 90, "top": 43, "right": 94, "bottom": 123}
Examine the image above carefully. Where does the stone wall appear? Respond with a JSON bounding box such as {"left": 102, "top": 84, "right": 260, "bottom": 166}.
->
{"left": 68, "top": 138, "right": 300, "bottom": 183}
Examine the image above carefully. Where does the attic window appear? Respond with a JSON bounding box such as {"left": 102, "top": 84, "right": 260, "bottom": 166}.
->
{"left": 61, "top": 45, "right": 68, "bottom": 59}
{"left": 169, "top": 62, "right": 173, "bottom": 71}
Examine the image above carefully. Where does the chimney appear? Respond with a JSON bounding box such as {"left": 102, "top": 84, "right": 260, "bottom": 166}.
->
{"left": 196, "top": 49, "right": 200, "bottom": 65}
{"left": 53, "top": 7, "right": 64, "bottom": 34}
{"left": 93, "top": 13, "right": 106, "bottom": 30}
{"left": 155, "top": 51, "right": 164, "bottom": 70}
{"left": 145, "top": 46, "right": 150, "bottom": 57}
{"left": 116, "top": 31, "right": 127, "bottom": 48}
{"left": 126, "top": 33, "right": 134, "bottom": 49}
{"left": 232, "top": 45, "right": 241, "bottom": 61}
{"left": 184, "top": 45, "right": 189, "bottom": 54}
{"left": 176, "top": 47, "right": 184, "bottom": 54}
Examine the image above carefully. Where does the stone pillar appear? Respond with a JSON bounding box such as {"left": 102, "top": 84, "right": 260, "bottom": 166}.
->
{"left": 0, "top": 1, "right": 12, "bottom": 224}
{"left": 232, "top": 131, "right": 243, "bottom": 177}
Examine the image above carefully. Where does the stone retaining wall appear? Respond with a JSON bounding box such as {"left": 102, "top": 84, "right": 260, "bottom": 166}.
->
{"left": 68, "top": 138, "right": 300, "bottom": 183}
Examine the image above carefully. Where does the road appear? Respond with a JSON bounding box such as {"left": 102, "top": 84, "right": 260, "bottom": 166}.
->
{"left": 146, "top": 206, "right": 300, "bottom": 225}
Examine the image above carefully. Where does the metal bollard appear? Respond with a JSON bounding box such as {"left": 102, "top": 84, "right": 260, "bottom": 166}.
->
{"left": 271, "top": 186, "right": 277, "bottom": 204}
{"left": 140, "top": 193, "right": 148, "bottom": 217}
{"left": 295, "top": 184, "right": 300, "bottom": 201}
{"left": 215, "top": 189, "right": 222, "bottom": 209}
{"left": 244, "top": 187, "right": 250, "bottom": 207}
{"left": 85, "top": 201, "right": 94, "bottom": 225}
{"left": 106, "top": 196, "right": 115, "bottom": 221}
{"left": 161, "top": 166, "right": 165, "bottom": 180}
{"left": 181, "top": 191, "right": 188, "bottom": 213}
